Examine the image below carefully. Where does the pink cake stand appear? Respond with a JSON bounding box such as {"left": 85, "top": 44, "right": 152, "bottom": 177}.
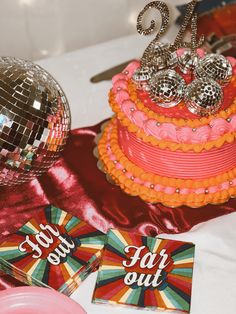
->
{"left": 0, "top": 286, "right": 86, "bottom": 314}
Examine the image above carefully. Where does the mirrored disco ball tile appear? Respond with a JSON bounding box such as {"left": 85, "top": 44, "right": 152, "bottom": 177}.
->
{"left": 0, "top": 57, "right": 71, "bottom": 186}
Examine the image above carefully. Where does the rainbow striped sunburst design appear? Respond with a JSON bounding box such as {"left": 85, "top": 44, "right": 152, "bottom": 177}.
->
{"left": 93, "top": 229, "right": 195, "bottom": 313}
{"left": 0, "top": 205, "right": 105, "bottom": 295}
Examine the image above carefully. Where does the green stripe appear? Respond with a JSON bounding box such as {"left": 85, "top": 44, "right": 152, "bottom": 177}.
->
{"left": 164, "top": 286, "right": 190, "bottom": 311}
{"left": 126, "top": 286, "right": 142, "bottom": 305}
{"left": 19, "top": 224, "right": 36, "bottom": 235}
{"left": 0, "top": 249, "right": 26, "bottom": 260}
{"left": 172, "top": 247, "right": 194, "bottom": 262}
{"left": 66, "top": 255, "right": 83, "bottom": 273}
{"left": 107, "top": 230, "right": 125, "bottom": 255}
{"left": 171, "top": 268, "right": 193, "bottom": 278}
{"left": 31, "top": 259, "right": 48, "bottom": 281}
{"left": 146, "top": 237, "right": 157, "bottom": 252}
{"left": 100, "top": 269, "right": 126, "bottom": 280}
{"left": 65, "top": 216, "right": 80, "bottom": 232}
{"left": 80, "top": 235, "right": 105, "bottom": 245}
{"left": 50, "top": 206, "right": 62, "bottom": 224}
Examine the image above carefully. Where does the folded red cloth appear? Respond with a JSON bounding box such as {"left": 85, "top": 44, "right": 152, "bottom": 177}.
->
{"left": 1, "top": 121, "right": 236, "bottom": 290}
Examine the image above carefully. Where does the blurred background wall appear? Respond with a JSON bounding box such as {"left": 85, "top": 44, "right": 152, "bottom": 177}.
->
{"left": 0, "top": 0, "right": 187, "bottom": 60}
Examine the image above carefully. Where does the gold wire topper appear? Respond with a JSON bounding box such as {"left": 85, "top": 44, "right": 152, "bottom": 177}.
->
{"left": 172, "top": 0, "right": 204, "bottom": 51}
{"left": 137, "top": 1, "right": 170, "bottom": 68}
{"left": 133, "top": 0, "right": 231, "bottom": 117}
{"left": 137, "top": 1, "right": 170, "bottom": 39}
{"left": 137, "top": 0, "right": 204, "bottom": 67}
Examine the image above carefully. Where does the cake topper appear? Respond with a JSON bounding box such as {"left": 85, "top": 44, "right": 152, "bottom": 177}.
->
{"left": 132, "top": 0, "right": 233, "bottom": 116}
{"left": 149, "top": 69, "right": 186, "bottom": 108}
{"left": 185, "top": 78, "right": 223, "bottom": 116}
{"left": 196, "top": 53, "right": 233, "bottom": 86}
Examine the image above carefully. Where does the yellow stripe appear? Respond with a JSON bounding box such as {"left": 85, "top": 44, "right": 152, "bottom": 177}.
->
{"left": 65, "top": 278, "right": 73, "bottom": 285}
{"left": 80, "top": 244, "right": 104, "bottom": 249}
{"left": 63, "top": 261, "right": 76, "bottom": 276}
{"left": 25, "top": 221, "right": 39, "bottom": 233}
{"left": 112, "top": 230, "right": 129, "bottom": 246}
{"left": 120, "top": 288, "right": 133, "bottom": 303}
{"left": 0, "top": 246, "right": 19, "bottom": 251}
{"left": 159, "top": 290, "right": 175, "bottom": 309}
{"left": 27, "top": 259, "right": 41, "bottom": 276}
{"left": 58, "top": 210, "right": 67, "bottom": 226}
{"left": 100, "top": 265, "right": 124, "bottom": 271}
{"left": 152, "top": 239, "right": 162, "bottom": 253}
{"left": 174, "top": 257, "right": 194, "bottom": 265}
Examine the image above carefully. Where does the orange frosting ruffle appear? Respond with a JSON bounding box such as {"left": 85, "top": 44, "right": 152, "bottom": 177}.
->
{"left": 98, "top": 119, "right": 236, "bottom": 208}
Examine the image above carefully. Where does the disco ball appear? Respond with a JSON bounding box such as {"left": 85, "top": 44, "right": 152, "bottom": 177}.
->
{"left": 132, "top": 67, "right": 151, "bottom": 91}
{"left": 195, "top": 53, "right": 232, "bottom": 86}
{"left": 185, "top": 78, "right": 223, "bottom": 116}
{"left": 0, "top": 57, "right": 71, "bottom": 186}
{"left": 148, "top": 69, "right": 186, "bottom": 108}
{"left": 178, "top": 50, "right": 199, "bottom": 74}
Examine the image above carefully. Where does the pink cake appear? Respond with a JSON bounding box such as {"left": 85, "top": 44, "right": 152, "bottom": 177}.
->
{"left": 98, "top": 1, "right": 236, "bottom": 208}
{"left": 98, "top": 55, "right": 236, "bottom": 208}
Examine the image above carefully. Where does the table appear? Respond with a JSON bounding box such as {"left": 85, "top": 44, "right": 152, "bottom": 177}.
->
{"left": 17, "top": 32, "right": 236, "bottom": 313}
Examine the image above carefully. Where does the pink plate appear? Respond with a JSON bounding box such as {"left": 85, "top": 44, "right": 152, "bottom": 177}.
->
{"left": 0, "top": 286, "right": 87, "bottom": 314}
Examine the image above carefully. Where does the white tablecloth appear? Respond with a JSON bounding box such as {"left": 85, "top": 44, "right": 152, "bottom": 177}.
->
{"left": 38, "top": 33, "right": 236, "bottom": 314}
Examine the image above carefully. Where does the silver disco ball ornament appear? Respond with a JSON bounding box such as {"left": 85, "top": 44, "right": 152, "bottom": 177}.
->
{"left": 132, "top": 67, "right": 151, "bottom": 91}
{"left": 0, "top": 57, "right": 71, "bottom": 186}
{"left": 142, "top": 42, "right": 178, "bottom": 71}
{"left": 195, "top": 53, "right": 232, "bottom": 86}
{"left": 148, "top": 69, "right": 186, "bottom": 108}
{"left": 185, "top": 78, "right": 223, "bottom": 116}
{"left": 178, "top": 50, "right": 199, "bottom": 74}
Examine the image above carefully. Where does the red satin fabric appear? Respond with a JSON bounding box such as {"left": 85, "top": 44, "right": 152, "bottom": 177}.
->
{"left": 1, "top": 120, "right": 236, "bottom": 290}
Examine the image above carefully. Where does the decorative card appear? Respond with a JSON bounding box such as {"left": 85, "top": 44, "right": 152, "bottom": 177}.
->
{"left": 0, "top": 205, "right": 105, "bottom": 295}
{"left": 93, "top": 229, "right": 195, "bottom": 313}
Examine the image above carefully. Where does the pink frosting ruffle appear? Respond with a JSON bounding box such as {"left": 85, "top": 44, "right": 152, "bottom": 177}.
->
{"left": 122, "top": 60, "right": 140, "bottom": 78}
{"left": 105, "top": 122, "right": 236, "bottom": 195}
{"left": 111, "top": 59, "right": 236, "bottom": 144}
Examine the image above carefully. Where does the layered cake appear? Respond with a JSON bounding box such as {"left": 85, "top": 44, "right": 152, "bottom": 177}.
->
{"left": 97, "top": 1, "right": 236, "bottom": 208}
